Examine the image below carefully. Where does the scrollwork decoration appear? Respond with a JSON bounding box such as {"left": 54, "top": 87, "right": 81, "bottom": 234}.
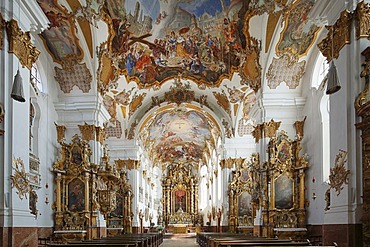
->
{"left": 328, "top": 150, "right": 350, "bottom": 196}
{"left": 10, "top": 157, "right": 32, "bottom": 200}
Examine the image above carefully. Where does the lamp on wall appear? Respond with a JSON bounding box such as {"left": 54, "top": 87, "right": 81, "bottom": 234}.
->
{"left": 11, "top": 69, "right": 25, "bottom": 102}
{"left": 11, "top": 1, "right": 25, "bottom": 102}
{"left": 326, "top": 26, "right": 341, "bottom": 95}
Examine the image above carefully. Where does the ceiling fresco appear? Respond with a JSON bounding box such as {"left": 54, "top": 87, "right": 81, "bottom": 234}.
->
{"left": 34, "top": 0, "right": 324, "bottom": 167}
{"left": 139, "top": 106, "right": 217, "bottom": 165}
{"left": 37, "top": 0, "right": 84, "bottom": 62}
{"left": 101, "top": 0, "right": 246, "bottom": 88}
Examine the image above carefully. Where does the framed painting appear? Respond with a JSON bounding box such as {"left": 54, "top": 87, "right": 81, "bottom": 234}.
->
{"left": 174, "top": 189, "right": 186, "bottom": 212}
{"left": 274, "top": 174, "right": 293, "bottom": 209}
{"left": 238, "top": 191, "right": 252, "bottom": 217}
{"left": 67, "top": 178, "right": 85, "bottom": 212}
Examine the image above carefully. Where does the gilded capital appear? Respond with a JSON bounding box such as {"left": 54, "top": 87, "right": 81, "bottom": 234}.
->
{"left": 252, "top": 123, "right": 263, "bottom": 143}
{"left": 115, "top": 159, "right": 140, "bottom": 170}
{"left": 95, "top": 126, "right": 106, "bottom": 144}
{"left": 264, "top": 119, "right": 281, "bottom": 138}
{"left": 78, "top": 123, "right": 95, "bottom": 141}
{"left": 355, "top": 47, "right": 370, "bottom": 117}
{"left": 6, "top": 19, "right": 40, "bottom": 70}
{"left": 0, "top": 14, "right": 5, "bottom": 50}
{"left": 354, "top": 1, "right": 370, "bottom": 39}
{"left": 54, "top": 123, "right": 66, "bottom": 143}
{"left": 294, "top": 117, "right": 306, "bottom": 139}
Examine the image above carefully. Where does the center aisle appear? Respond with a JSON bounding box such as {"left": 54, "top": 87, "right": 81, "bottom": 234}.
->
{"left": 160, "top": 233, "right": 199, "bottom": 247}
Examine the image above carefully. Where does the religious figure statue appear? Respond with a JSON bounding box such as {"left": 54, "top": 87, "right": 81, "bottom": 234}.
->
{"left": 216, "top": 207, "right": 224, "bottom": 232}
{"left": 139, "top": 209, "right": 144, "bottom": 233}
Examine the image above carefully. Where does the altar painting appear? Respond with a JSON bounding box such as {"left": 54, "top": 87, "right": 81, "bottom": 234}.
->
{"left": 174, "top": 189, "right": 186, "bottom": 212}
{"left": 238, "top": 191, "right": 252, "bottom": 217}
{"left": 68, "top": 178, "right": 85, "bottom": 212}
{"left": 274, "top": 174, "right": 293, "bottom": 209}
{"left": 103, "top": 0, "right": 245, "bottom": 87}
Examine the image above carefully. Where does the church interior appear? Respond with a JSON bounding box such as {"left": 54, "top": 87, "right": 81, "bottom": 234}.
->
{"left": 0, "top": 0, "right": 369, "bottom": 246}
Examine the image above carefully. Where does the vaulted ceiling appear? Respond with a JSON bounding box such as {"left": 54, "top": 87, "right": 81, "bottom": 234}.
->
{"left": 35, "top": 0, "right": 322, "bottom": 166}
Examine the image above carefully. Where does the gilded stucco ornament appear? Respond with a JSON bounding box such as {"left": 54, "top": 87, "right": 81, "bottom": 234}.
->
{"left": 252, "top": 123, "right": 263, "bottom": 143}
{"left": 213, "top": 90, "right": 231, "bottom": 117}
{"left": 264, "top": 119, "right": 281, "bottom": 138}
{"left": 78, "top": 123, "right": 96, "bottom": 141}
{"left": 6, "top": 19, "right": 40, "bottom": 70}
{"left": 324, "top": 150, "right": 349, "bottom": 211}
{"left": 95, "top": 126, "right": 106, "bottom": 144}
{"left": 129, "top": 92, "right": 147, "bottom": 116}
{"left": 328, "top": 150, "right": 350, "bottom": 195}
{"left": 354, "top": 1, "right": 370, "bottom": 40}
{"left": 355, "top": 47, "right": 370, "bottom": 117}
{"left": 164, "top": 79, "right": 195, "bottom": 105}
{"left": 54, "top": 123, "right": 66, "bottom": 143}
{"left": 318, "top": 10, "right": 352, "bottom": 62}
{"left": 293, "top": 116, "right": 306, "bottom": 140}
{"left": 0, "top": 103, "right": 4, "bottom": 124}
{"left": 115, "top": 159, "right": 140, "bottom": 170}
{"left": 10, "top": 157, "right": 32, "bottom": 200}
{"left": 0, "top": 13, "right": 5, "bottom": 50}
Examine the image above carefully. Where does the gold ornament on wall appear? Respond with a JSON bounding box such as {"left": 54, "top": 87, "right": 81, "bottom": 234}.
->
{"left": 293, "top": 116, "right": 306, "bottom": 139}
{"left": 6, "top": 19, "right": 40, "bottom": 70}
{"left": 354, "top": 1, "right": 370, "bottom": 40}
{"left": 115, "top": 159, "right": 140, "bottom": 170}
{"left": 264, "top": 119, "right": 281, "bottom": 138}
{"left": 252, "top": 123, "right": 263, "bottom": 143}
{"left": 54, "top": 123, "right": 66, "bottom": 143}
{"left": 328, "top": 150, "right": 350, "bottom": 196}
{"left": 0, "top": 13, "right": 5, "bottom": 50}
{"left": 78, "top": 123, "right": 95, "bottom": 141}
{"left": 355, "top": 47, "right": 370, "bottom": 116}
{"left": 318, "top": 10, "right": 352, "bottom": 62}
{"left": 10, "top": 157, "right": 32, "bottom": 200}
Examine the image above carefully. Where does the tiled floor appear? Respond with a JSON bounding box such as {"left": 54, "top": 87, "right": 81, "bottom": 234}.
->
{"left": 160, "top": 233, "right": 199, "bottom": 247}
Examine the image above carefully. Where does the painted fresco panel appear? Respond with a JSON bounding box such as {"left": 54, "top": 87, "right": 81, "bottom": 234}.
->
{"left": 37, "top": 0, "right": 83, "bottom": 61}
{"left": 276, "top": 0, "right": 320, "bottom": 57}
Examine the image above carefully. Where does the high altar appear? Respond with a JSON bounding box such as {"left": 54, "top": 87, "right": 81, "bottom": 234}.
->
{"left": 162, "top": 164, "right": 199, "bottom": 233}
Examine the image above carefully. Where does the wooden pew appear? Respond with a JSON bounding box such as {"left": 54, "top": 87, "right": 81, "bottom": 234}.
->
{"left": 46, "top": 232, "right": 163, "bottom": 247}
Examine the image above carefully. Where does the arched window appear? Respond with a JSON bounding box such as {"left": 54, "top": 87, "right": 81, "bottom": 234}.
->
{"left": 314, "top": 54, "right": 330, "bottom": 182}
{"left": 30, "top": 64, "right": 44, "bottom": 93}
{"left": 29, "top": 102, "right": 35, "bottom": 151}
